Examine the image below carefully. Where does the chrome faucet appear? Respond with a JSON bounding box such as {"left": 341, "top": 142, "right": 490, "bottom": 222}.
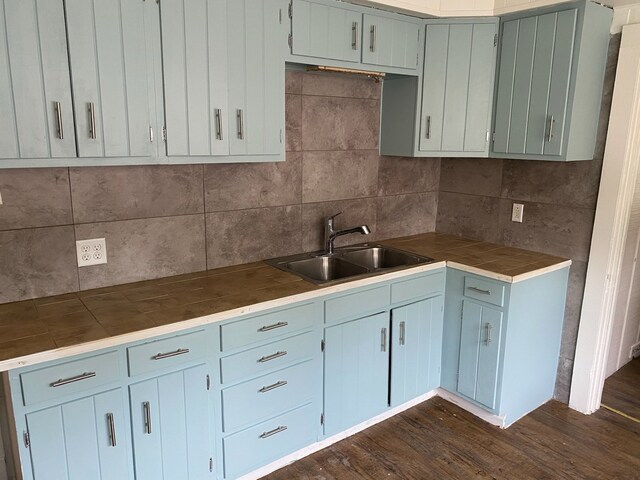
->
{"left": 324, "top": 212, "right": 371, "bottom": 255}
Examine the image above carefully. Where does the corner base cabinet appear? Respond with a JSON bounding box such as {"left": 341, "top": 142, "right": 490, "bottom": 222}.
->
{"left": 442, "top": 267, "right": 569, "bottom": 426}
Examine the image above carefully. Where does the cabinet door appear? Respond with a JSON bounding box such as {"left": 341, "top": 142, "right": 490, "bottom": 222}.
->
{"left": 291, "top": 0, "right": 362, "bottom": 63}
{"left": 26, "top": 389, "right": 131, "bottom": 480}
{"left": 323, "top": 312, "right": 389, "bottom": 436}
{"left": 129, "top": 364, "right": 214, "bottom": 480}
{"left": 457, "top": 300, "right": 503, "bottom": 409}
{"left": 0, "top": 0, "right": 75, "bottom": 159}
{"left": 65, "top": 0, "right": 158, "bottom": 158}
{"left": 390, "top": 296, "right": 443, "bottom": 407}
{"left": 227, "top": 0, "right": 285, "bottom": 156}
{"left": 419, "top": 21, "right": 497, "bottom": 154}
{"left": 361, "top": 14, "right": 420, "bottom": 70}
{"left": 160, "top": 0, "right": 228, "bottom": 157}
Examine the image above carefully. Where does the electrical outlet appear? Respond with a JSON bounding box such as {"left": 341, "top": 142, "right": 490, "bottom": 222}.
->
{"left": 0, "top": 190, "right": 3, "bottom": 204}
{"left": 512, "top": 203, "right": 524, "bottom": 223}
{"left": 631, "top": 342, "right": 640, "bottom": 359}
{"left": 76, "top": 238, "right": 108, "bottom": 267}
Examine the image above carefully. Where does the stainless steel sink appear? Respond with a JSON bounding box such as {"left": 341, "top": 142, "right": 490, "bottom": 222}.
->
{"left": 267, "top": 243, "right": 434, "bottom": 285}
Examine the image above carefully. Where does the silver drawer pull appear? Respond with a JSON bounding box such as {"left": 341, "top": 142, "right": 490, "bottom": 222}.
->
{"left": 399, "top": 321, "right": 406, "bottom": 346}
{"left": 143, "top": 401, "right": 152, "bottom": 434}
{"left": 50, "top": 371, "right": 96, "bottom": 388}
{"left": 352, "top": 22, "right": 358, "bottom": 50}
{"left": 152, "top": 348, "right": 190, "bottom": 360}
{"left": 258, "top": 321, "right": 288, "bottom": 332}
{"left": 259, "top": 425, "right": 287, "bottom": 439}
{"left": 106, "top": 413, "right": 117, "bottom": 447}
{"left": 425, "top": 115, "right": 431, "bottom": 139}
{"left": 88, "top": 102, "right": 96, "bottom": 139}
{"left": 259, "top": 380, "right": 288, "bottom": 393}
{"left": 54, "top": 101, "right": 63, "bottom": 139}
{"left": 484, "top": 322, "right": 493, "bottom": 346}
{"left": 468, "top": 286, "right": 491, "bottom": 295}
{"left": 236, "top": 109, "right": 244, "bottom": 140}
{"left": 370, "top": 25, "right": 376, "bottom": 52}
{"left": 381, "top": 327, "right": 387, "bottom": 352}
{"left": 215, "top": 108, "right": 223, "bottom": 140}
{"left": 258, "top": 351, "right": 288, "bottom": 363}
{"left": 547, "top": 115, "right": 555, "bottom": 142}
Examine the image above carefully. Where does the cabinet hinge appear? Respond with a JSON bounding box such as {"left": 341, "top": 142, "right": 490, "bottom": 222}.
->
{"left": 149, "top": 126, "right": 154, "bottom": 143}
{"left": 494, "top": 33, "right": 498, "bottom": 47}
{"left": 161, "top": 126, "right": 167, "bottom": 142}
{"left": 321, "top": 339, "right": 325, "bottom": 352}
{"left": 288, "top": 2, "right": 293, "bottom": 19}
{"left": 23, "top": 431, "right": 30, "bottom": 448}
{"left": 320, "top": 413, "right": 324, "bottom": 425}
{"left": 206, "top": 374, "right": 211, "bottom": 390}
{"left": 209, "top": 457, "right": 214, "bottom": 472}
{"left": 288, "top": 34, "right": 292, "bottom": 49}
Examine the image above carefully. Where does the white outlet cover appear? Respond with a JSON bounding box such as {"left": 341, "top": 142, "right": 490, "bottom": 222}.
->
{"left": 76, "top": 238, "right": 108, "bottom": 267}
{"left": 511, "top": 203, "right": 524, "bottom": 223}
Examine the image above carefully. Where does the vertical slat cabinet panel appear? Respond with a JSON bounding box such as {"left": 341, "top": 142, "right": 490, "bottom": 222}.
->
{"left": 457, "top": 300, "right": 482, "bottom": 400}
{"left": 361, "top": 14, "right": 420, "bottom": 70}
{"left": 492, "top": 20, "right": 519, "bottom": 154}
{"left": 160, "top": 0, "right": 228, "bottom": 157}
{"left": 323, "top": 313, "right": 390, "bottom": 436}
{"left": 0, "top": 0, "right": 75, "bottom": 159}
{"left": 419, "top": 24, "right": 449, "bottom": 152}
{"left": 475, "top": 307, "right": 503, "bottom": 409}
{"left": 228, "top": 0, "right": 285, "bottom": 157}
{"left": 130, "top": 365, "right": 214, "bottom": 480}
{"left": 464, "top": 22, "right": 498, "bottom": 152}
{"left": 66, "top": 0, "right": 155, "bottom": 158}
{"left": 291, "top": 0, "right": 362, "bottom": 63}
{"left": 544, "top": 9, "right": 577, "bottom": 157}
{"left": 441, "top": 24, "right": 473, "bottom": 152}
{"left": 25, "top": 407, "right": 69, "bottom": 479}
{"left": 390, "top": 296, "right": 443, "bottom": 407}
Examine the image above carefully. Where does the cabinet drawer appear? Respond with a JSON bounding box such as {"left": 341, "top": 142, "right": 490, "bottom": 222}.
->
{"left": 391, "top": 271, "right": 444, "bottom": 304}
{"left": 220, "top": 303, "right": 316, "bottom": 352}
{"left": 463, "top": 276, "right": 505, "bottom": 307}
{"left": 221, "top": 361, "right": 315, "bottom": 433}
{"left": 220, "top": 332, "right": 315, "bottom": 384}
{"left": 325, "top": 285, "right": 389, "bottom": 325}
{"left": 223, "top": 403, "right": 316, "bottom": 479}
{"left": 127, "top": 330, "right": 207, "bottom": 377}
{"left": 20, "top": 351, "right": 121, "bottom": 406}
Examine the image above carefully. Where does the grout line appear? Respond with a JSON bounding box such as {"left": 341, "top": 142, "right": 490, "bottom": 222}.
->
{"left": 600, "top": 404, "right": 640, "bottom": 424}
{"left": 66, "top": 167, "right": 82, "bottom": 293}
{"left": 201, "top": 164, "right": 208, "bottom": 271}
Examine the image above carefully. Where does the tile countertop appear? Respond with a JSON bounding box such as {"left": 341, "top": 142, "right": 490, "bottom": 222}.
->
{"left": 0, "top": 233, "right": 570, "bottom": 371}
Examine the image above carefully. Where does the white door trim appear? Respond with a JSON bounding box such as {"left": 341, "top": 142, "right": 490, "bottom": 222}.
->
{"left": 570, "top": 23, "right": 640, "bottom": 414}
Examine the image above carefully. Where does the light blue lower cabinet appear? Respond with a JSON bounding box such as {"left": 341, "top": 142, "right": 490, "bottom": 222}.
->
{"left": 129, "top": 364, "right": 215, "bottom": 480}
{"left": 25, "top": 389, "right": 131, "bottom": 480}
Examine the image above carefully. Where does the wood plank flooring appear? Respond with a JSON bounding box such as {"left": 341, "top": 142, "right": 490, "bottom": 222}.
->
{"left": 265, "top": 362, "right": 640, "bottom": 480}
{"left": 602, "top": 358, "right": 640, "bottom": 421}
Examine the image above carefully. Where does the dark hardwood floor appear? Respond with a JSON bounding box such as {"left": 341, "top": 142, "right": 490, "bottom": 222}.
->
{"left": 602, "top": 357, "right": 640, "bottom": 421}
{"left": 265, "top": 361, "right": 640, "bottom": 480}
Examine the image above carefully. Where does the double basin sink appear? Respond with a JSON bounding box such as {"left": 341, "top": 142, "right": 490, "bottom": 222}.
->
{"left": 267, "top": 244, "right": 435, "bottom": 285}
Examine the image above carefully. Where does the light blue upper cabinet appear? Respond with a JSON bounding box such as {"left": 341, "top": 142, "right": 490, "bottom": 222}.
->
{"left": 227, "top": 0, "right": 287, "bottom": 158}
{"left": 65, "top": 0, "right": 160, "bottom": 158}
{"left": 491, "top": 1, "right": 612, "bottom": 161}
{"left": 361, "top": 13, "right": 421, "bottom": 70}
{"left": 0, "top": 0, "right": 76, "bottom": 160}
{"left": 160, "top": 0, "right": 229, "bottom": 157}
{"left": 380, "top": 18, "right": 499, "bottom": 158}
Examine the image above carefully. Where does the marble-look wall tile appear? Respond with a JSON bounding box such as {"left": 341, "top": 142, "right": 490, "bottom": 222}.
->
{"left": 302, "top": 150, "right": 379, "bottom": 203}
{"left": 285, "top": 94, "right": 302, "bottom": 152}
{"left": 0, "top": 226, "right": 78, "bottom": 303}
{"left": 440, "top": 158, "right": 503, "bottom": 197}
{"left": 204, "top": 152, "right": 302, "bottom": 211}
{"left": 70, "top": 165, "right": 204, "bottom": 223}
{"left": 285, "top": 70, "right": 303, "bottom": 94}
{"left": 76, "top": 215, "right": 206, "bottom": 290}
{"left": 302, "top": 72, "right": 381, "bottom": 99}
{"left": 554, "top": 356, "right": 574, "bottom": 403}
{"left": 559, "top": 260, "right": 588, "bottom": 362}
{"left": 0, "top": 169, "right": 72, "bottom": 230}
{"left": 378, "top": 157, "right": 440, "bottom": 196}
{"left": 301, "top": 96, "right": 380, "bottom": 151}
{"left": 437, "top": 192, "right": 502, "bottom": 243}
{"left": 206, "top": 206, "right": 302, "bottom": 268}
{"left": 301, "top": 199, "right": 377, "bottom": 252}
{"left": 377, "top": 193, "right": 438, "bottom": 240}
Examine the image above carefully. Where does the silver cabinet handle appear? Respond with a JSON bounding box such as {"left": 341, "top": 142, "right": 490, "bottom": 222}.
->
{"left": 258, "top": 351, "right": 288, "bottom": 363}
{"left": 399, "top": 321, "right": 406, "bottom": 346}
{"left": 381, "top": 327, "right": 387, "bottom": 352}
{"left": 259, "top": 380, "right": 288, "bottom": 393}
{"left": 54, "top": 101, "right": 63, "bottom": 139}
{"left": 88, "top": 102, "right": 96, "bottom": 139}
{"left": 468, "top": 286, "right": 491, "bottom": 295}
{"left": 106, "top": 413, "right": 117, "bottom": 447}
{"left": 370, "top": 25, "right": 376, "bottom": 52}
{"left": 50, "top": 371, "right": 96, "bottom": 388}
{"left": 236, "top": 109, "right": 244, "bottom": 140}
{"left": 484, "top": 323, "right": 492, "bottom": 346}
{"left": 152, "top": 348, "right": 190, "bottom": 361}
{"left": 352, "top": 22, "right": 358, "bottom": 50}
{"left": 258, "top": 321, "right": 288, "bottom": 332}
{"left": 259, "top": 425, "right": 287, "bottom": 439}
{"left": 547, "top": 115, "right": 555, "bottom": 142}
{"left": 143, "top": 401, "right": 152, "bottom": 434}
{"left": 425, "top": 115, "right": 431, "bottom": 139}
{"left": 215, "top": 108, "right": 223, "bottom": 140}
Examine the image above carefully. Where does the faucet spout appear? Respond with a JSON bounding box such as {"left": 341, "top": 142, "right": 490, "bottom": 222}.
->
{"left": 324, "top": 212, "right": 371, "bottom": 255}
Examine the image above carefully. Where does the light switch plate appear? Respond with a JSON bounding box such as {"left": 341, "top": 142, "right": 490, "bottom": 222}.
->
{"left": 76, "top": 238, "right": 108, "bottom": 267}
{"left": 511, "top": 203, "right": 524, "bottom": 223}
